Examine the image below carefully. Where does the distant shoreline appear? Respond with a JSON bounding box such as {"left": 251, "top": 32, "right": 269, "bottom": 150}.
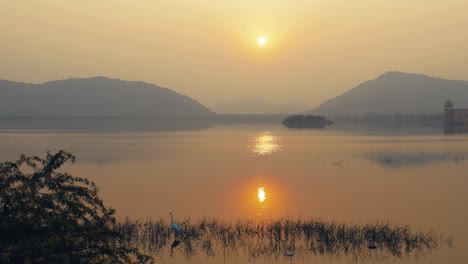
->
{"left": 0, "top": 114, "right": 444, "bottom": 133}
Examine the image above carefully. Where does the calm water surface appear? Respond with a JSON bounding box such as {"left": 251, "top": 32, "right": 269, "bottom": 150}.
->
{"left": 0, "top": 126, "right": 466, "bottom": 263}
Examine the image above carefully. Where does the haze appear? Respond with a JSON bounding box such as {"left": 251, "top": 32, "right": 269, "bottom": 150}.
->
{"left": 1, "top": 0, "right": 468, "bottom": 106}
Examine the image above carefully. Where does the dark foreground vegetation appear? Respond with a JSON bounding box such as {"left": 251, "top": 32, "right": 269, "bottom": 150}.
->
{"left": 0, "top": 151, "right": 151, "bottom": 264}
{"left": 118, "top": 218, "right": 452, "bottom": 262}
{"left": 283, "top": 115, "right": 333, "bottom": 129}
{"left": 1, "top": 151, "right": 453, "bottom": 263}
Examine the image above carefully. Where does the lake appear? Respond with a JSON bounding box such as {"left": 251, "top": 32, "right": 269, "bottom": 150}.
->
{"left": 0, "top": 125, "right": 466, "bottom": 263}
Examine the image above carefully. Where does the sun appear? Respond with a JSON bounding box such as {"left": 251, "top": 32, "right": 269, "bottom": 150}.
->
{"left": 258, "top": 37, "right": 267, "bottom": 46}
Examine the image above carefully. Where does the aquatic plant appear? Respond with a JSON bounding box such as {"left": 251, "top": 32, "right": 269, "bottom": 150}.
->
{"left": 116, "top": 218, "right": 452, "bottom": 262}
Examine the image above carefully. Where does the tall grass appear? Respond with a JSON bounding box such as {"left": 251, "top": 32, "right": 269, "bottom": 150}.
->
{"left": 116, "top": 218, "right": 452, "bottom": 261}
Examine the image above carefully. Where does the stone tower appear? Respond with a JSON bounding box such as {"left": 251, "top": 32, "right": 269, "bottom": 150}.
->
{"left": 444, "top": 100, "right": 454, "bottom": 134}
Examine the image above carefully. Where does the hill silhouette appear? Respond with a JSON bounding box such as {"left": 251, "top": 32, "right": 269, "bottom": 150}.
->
{"left": 213, "top": 98, "right": 309, "bottom": 114}
{"left": 0, "top": 77, "right": 214, "bottom": 117}
{"left": 308, "top": 72, "right": 468, "bottom": 115}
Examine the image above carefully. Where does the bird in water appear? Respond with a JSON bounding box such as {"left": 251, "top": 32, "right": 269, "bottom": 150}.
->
{"left": 169, "top": 212, "right": 181, "bottom": 235}
{"left": 368, "top": 244, "right": 377, "bottom": 250}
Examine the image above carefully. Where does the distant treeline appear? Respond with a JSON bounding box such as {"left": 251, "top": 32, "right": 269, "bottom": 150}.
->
{"left": 0, "top": 113, "right": 444, "bottom": 132}
{"left": 328, "top": 113, "right": 444, "bottom": 127}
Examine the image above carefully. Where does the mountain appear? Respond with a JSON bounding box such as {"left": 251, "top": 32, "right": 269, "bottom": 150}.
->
{"left": 212, "top": 98, "right": 310, "bottom": 114}
{"left": 0, "top": 77, "right": 214, "bottom": 117}
{"left": 308, "top": 71, "right": 468, "bottom": 115}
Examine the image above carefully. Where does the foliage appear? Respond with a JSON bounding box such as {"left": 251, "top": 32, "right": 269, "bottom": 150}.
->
{"left": 0, "top": 151, "right": 152, "bottom": 264}
{"left": 283, "top": 115, "right": 333, "bottom": 128}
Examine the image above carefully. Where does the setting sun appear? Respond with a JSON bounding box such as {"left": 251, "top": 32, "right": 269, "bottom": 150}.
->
{"left": 258, "top": 187, "right": 266, "bottom": 203}
{"left": 258, "top": 37, "right": 267, "bottom": 46}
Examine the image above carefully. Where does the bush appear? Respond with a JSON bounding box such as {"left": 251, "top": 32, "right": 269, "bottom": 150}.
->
{"left": 282, "top": 115, "right": 333, "bottom": 128}
{"left": 0, "top": 151, "right": 151, "bottom": 264}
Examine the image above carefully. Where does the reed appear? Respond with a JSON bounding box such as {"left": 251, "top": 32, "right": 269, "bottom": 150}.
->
{"left": 115, "top": 218, "right": 452, "bottom": 261}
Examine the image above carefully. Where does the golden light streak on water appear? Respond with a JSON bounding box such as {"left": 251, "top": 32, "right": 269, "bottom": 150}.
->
{"left": 251, "top": 132, "right": 280, "bottom": 155}
{"left": 258, "top": 187, "right": 266, "bottom": 203}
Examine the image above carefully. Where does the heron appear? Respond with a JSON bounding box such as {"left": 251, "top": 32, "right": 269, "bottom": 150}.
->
{"left": 169, "top": 212, "right": 181, "bottom": 235}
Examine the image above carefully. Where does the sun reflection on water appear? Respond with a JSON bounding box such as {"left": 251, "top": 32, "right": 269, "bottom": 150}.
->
{"left": 251, "top": 132, "right": 280, "bottom": 155}
{"left": 257, "top": 187, "right": 266, "bottom": 203}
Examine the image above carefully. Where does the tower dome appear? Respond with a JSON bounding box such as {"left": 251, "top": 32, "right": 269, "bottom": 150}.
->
{"left": 445, "top": 100, "right": 453, "bottom": 109}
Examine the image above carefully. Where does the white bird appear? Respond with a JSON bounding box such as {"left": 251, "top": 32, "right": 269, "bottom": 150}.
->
{"left": 169, "top": 212, "right": 181, "bottom": 235}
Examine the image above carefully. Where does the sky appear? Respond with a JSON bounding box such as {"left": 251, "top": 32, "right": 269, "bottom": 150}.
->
{"left": 1, "top": 0, "right": 468, "bottom": 107}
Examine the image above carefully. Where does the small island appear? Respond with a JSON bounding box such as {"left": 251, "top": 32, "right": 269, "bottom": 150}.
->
{"left": 282, "top": 115, "right": 333, "bottom": 129}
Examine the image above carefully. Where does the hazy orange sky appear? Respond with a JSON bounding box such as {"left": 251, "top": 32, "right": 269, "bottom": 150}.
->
{"left": 1, "top": 0, "right": 468, "bottom": 107}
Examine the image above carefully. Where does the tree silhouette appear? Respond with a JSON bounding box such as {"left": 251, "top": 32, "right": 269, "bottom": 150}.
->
{"left": 0, "top": 150, "right": 151, "bottom": 264}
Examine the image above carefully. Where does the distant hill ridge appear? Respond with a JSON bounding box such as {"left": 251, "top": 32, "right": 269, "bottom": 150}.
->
{"left": 0, "top": 77, "right": 214, "bottom": 117}
{"left": 213, "top": 98, "right": 310, "bottom": 114}
{"left": 309, "top": 71, "right": 468, "bottom": 115}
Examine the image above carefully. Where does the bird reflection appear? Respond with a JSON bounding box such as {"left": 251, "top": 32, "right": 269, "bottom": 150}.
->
{"left": 251, "top": 132, "right": 280, "bottom": 155}
{"left": 170, "top": 240, "right": 181, "bottom": 257}
{"left": 172, "top": 240, "right": 181, "bottom": 248}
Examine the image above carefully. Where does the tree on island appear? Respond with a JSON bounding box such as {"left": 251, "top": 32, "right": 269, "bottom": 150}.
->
{"left": 0, "top": 151, "right": 151, "bottom": 264}
{"left": 282, "top": 115, "right": 333, "bottom": 128}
